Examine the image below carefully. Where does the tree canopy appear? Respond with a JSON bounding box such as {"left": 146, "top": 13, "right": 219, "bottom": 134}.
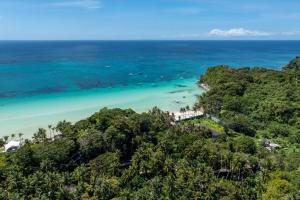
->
{"left": 0, "top": 58, "right": 300, "bottom": 199}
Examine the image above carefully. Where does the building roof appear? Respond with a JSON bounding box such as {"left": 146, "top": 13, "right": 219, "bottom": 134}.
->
{"left": 4, "top": 140, "right": 21, "bottom": 152}
{"left": 269, "top": 143, "right": 280, "bottom": 148}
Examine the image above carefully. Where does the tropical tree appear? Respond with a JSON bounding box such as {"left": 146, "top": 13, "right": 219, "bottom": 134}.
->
{"left": 48, "top": 125, "right": 53, "bottom": 139}
{"left": 0, "top": 139, "right": 5, "bottom": 147}
{"left": 33, "top": 128, "right": 47, "bottom": 143}
{"left": 3, "top": 136, "right": 9, "bottom": 143}
{"left": 18, "top": 133, "right": 24, "bottom": 142}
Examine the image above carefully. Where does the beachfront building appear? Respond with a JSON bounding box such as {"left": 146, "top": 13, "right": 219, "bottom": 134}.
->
{"left": 4, "top": 140, "right": 21, "bottom": 152}
{"left": 263, "top": 139, "right": 280, "bottom": 151}
{"left": 173, "top": 110, "right": 204, "bottom": 121}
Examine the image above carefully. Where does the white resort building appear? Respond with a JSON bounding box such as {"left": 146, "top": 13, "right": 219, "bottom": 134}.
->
{"left": 4, "top": 140, "right": 21, "bottom": 152}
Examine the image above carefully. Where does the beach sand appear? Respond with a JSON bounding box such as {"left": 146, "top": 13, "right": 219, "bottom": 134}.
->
{"left": 0, "top": 78, "right": 203, "bottom": 138}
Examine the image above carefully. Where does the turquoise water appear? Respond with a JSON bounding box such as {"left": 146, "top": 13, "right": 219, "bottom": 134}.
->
{"left": 0, "top": 78, "right": 202, "bottom": 137}
{"left": 0, "top": 41, "right": 299, "bottom": 137}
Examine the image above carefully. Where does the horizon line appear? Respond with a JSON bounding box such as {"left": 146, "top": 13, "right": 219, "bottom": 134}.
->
{"left": 0, "top": 39, "right": 300, "bottom": 42}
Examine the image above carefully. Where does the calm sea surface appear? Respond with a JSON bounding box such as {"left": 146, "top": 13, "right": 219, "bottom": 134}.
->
{"left": 0, "top": 41, "right": 299, "bottom": 136}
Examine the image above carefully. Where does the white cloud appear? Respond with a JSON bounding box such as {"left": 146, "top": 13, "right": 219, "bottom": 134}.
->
{"left": 165, "top": 7, "right": 202, "bottom": 14}
{"left": 281, "top": 31, "right": 300, "bottom": 36}
{"left": 51, "top": 0, "right": 102, "bottom": 9}
{"left": 209, "top": 28, "right": 272, "bottom": 37}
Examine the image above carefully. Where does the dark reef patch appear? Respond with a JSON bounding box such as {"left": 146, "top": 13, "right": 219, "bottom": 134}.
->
{"left": 168, "top": 89, "right": 187, "bottom": 94}
{"left": 25, "top": 86, "right": 67, "bottom": 96}
{"left": 77, "top": 79, "right": 102, "bottom": 90}
{"left": 0, "top": 91, "right": 18, "bottom": 98}
{"left": 175, "top": 84, "right": 188, "bottom": 88}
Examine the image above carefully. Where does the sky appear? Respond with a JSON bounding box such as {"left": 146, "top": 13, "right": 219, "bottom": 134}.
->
{"left": 0, "top": 0, "right": 299, "bottom": 40}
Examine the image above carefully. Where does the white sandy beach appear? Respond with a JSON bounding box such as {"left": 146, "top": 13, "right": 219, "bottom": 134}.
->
{"left": 0, "top": 78, "right": 204, "bottom": 138}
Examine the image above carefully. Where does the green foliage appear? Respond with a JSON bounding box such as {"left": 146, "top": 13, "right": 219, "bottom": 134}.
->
{"left": 232, "top": 136, "right": 257, "bottom": 155}
{"left": 79, "top": 129, "right": 105, "bottom": 160}
{"left": 225, "top": 114, "right": 256, "bottom": 136}
{"left": 32, "top": 128, "right": 47, "bottom": 143}
{"left": 0, "top": 107, "right": 264, "bottom": 199}
{"left": 284, "top": 56, "right": 300, "bottom": 72}
{"left": 88, "top": 152, "right": 120, "bottom": 176}
{"left": 268, "top": 122, "right": 290, "bottom": 138}
{"left": 1, "top": 58, "right": 300, "bottom": 199}
{"left": 200, "top": 64, "right": 300, "bottom": 131}
{"left": 189, "top": 117, "right": 225, "bottom": 134}
{"left": 197, "top": 58, "right": 300, "bottom": 200}
{"left": 263, "top": 178, "right": 298, "bottom": 200}
{"left": 0, "top": 138, "right": 5, "bottom": 147}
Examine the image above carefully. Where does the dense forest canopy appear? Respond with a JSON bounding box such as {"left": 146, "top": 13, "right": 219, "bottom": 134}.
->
{"left": 0, "top": 58, "right": 300, "bottom": 199}
{"left": 199, "top": 57, "right": 300, "bottom": 139}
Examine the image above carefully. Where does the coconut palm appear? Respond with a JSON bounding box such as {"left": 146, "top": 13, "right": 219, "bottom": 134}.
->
{"left": 48, "top": 125, "right": 52, "bottom": 139}
{"left": 185, "top": 105, "right": 190, "bottom": 111}
{"left": 51, "top": 126, "right": 56, "bottom": 138}
{"left": 3, "top": 136, "right": 9, "bottom": 143}
{"left": 180, "top": 107, "right": 185, "bottom": 113}
{"left": 18, "top": 133, "right": 24, "bottom": 142}
{"left": 192, "top": 105, "right": 198, "bottom": 112}
{"left": 35, "top": 128, "right": 47, "bottom": 143}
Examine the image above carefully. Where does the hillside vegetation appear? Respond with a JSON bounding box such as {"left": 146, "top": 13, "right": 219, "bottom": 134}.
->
{"left": 0, "top": 58, "right": 300, "bottom": 199}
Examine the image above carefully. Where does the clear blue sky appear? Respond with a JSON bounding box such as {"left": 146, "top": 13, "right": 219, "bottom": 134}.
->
{"left": 0, "top": 0, "right": 299, "bottom": 40}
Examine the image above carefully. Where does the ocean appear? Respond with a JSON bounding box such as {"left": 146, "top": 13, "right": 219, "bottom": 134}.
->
{"left": 0, "top": 40, "right": 299, "bottom": 137}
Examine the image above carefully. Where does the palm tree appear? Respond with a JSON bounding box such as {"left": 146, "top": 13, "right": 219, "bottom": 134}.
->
{"left": 185, "top": 105, "right": 190, "bottom": 111}
{"left": 181, "top": 107, "right": 187, "bottom": 119}
{"left": 35, "top": 128, "right": 47, "bottom": 143}
{"left": 193, "top": 105, "right": 198, "bottom": 112}
{"left": 48, "top": 125, "right": 52, "bottom": 139}
{"left": 18, "top": 133, "right": 24, "bottom": 142}
{"left": 11, "top": 133, "right": 15, "bottom": 140}
{"left": 52, "top": 126, "right": 56, "bottom": 134}
{"left": 171, "top": 112, "right": 175, "bottom": 123}
{"left": 3, "top": 136, "right": 9, "bottom": 143}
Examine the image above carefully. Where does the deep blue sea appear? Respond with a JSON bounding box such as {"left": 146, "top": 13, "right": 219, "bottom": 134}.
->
{"left": 0, "top": 40, "right": 299, "bottom": 136}
{"left": 1, "top": 40, "right": 299, "bottom": 98}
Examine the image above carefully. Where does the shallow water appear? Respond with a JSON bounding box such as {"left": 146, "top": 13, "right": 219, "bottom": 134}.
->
{"left": 0, "top": 41, "right": 299, "bottom": 137}
{"left": 0, "top": 78, "right": 202, "bottom": 137}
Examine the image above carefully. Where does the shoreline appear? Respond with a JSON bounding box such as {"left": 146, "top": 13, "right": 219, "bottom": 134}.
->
{"left": 199, "top": 83, "right": 211, "bottom": 92}
{"left": 0, "top": 78, "right": 204, "bottom": 138}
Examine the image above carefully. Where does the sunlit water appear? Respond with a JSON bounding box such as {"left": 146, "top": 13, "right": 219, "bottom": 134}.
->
{"left": 0, "top": 41, "right": 299, "bottom": 137}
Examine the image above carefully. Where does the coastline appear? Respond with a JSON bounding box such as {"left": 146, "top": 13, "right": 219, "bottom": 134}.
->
{"left": 199, "top": 83, "right": 211, "bottom": 92}
{"left": 0, "top": 78, "right": 204, "bottom": 138}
